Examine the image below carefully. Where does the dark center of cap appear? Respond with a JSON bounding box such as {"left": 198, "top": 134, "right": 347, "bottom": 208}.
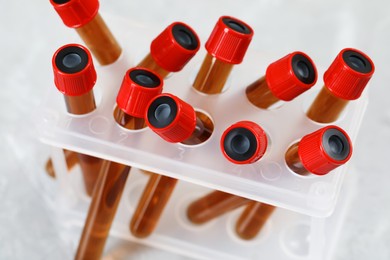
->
{"left": 223, "top": 127, "right": 258, "bottom": 162}
{"left": 342, "top": 50, "right": 372, "bottom": 74}
{"left": 172, "top": 24, "right": 199, "bottom": 50}
{"left": 147, "top": 96, "right": 178, "bottom": 128}
{"left": 322, "top": 128, "right": 350, "bottom": 161}
{"left": 55, "top": 46, "right": 89, "bottom": 74}
{"left": 222, "top": 17, "right": 251, "bottom": 34}
{"left": 52, "top": 0, "right": 70, "bottom": 4}
{"left": 129, "top": 69, "right": 161, "bottom": 88}
{"left": 292, "top": 54, "right": 316, "bottom": 84}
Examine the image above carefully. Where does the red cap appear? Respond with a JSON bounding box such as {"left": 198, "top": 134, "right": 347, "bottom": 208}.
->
{"left": 221, "top": 121, "right": 268, "bottom": 164}
{"left": 116, "top": 67, "right": 163, "bottom": 118}
{"left": 50, "top": 0, "right": 99, "bottom": 28}
{"left": 205, "top": 16, "right": 254, "bottom": 64}
{"left": 150, "top": 22, "right": 200, "bottom": 72}
{"left": 266, "top": 52, "right": 318, "bottom": 101}
{"left": 146, "top": 94, "right": 196, "bottom": 143}
{"left": 298, "top": 125, "right": 352, "bottom": 175}
{"left": 52, "top": 44, "right": 97, "bottom": 96}
{"left": 324, "top": 48, "right": 375, "bottom": 100}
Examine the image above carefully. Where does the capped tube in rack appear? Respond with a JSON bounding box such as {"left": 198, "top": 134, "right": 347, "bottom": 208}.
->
{"left": 139, "top": 22, "right": 200, "bottom": 78}
{"left": 146, "top": 93, "right": 213, "bottom": 145}
{"left": 221, "top": 121, "right": 268, "bottom": 164}
{"left": 286, "top": 125, "right": 352, "bottom": 176}
{"left": 130, "top": 94, "right": 214, "bottom": 238}
{"left": 114, "top": 67, "right": 163, "bottom": 129}
{"left": 193, "top": 16, "right": 254, "bottom": 94}
{"left": 52, "top": 43, "right": 100, "bottom": 195}
{"left": 307, "top": 48, "right": 375, "bottom": 123}
{"left": 50, "top": 0, "right": 122, "bottom": 65}
{"left": 246, "top": 52, "right": 317, "bottom": 109}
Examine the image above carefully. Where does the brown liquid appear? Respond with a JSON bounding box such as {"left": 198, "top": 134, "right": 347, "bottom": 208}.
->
{"left": 285, "top": 142, "right": 310, "bottom": 176}
{"left": 76, "top": 13, "right": 122, "bottom": 65}
{"left": 75, "top": 106, "right": 144, "bottom": 259}
{"left": 245, "top": 76, "right": 280, "bottom": 109}
{"left": 306, "top": 86, "right": 349, "bottom": 123}
{"left": 130, "top": 113, "right": 214, "bottom": 237}
{"left": 45, "top": 149, "right": 78, "bottom": 178}
{"left": 235, "top": 202, "right": 275, "bottom": 240}
{"left": 75, "top": 161, "right": 130, "bottom": 260}
{"left": 193, "top": 53, "right": 234, "bottom": 94}
{"left": 113, "top": 106, "right": 146, "bottom": 130}
{"left": 138, "top": 53, "right": 170, "bottom": 78}
{"left": 187, "top": 190, "right": 249, "bottom": 224}
{"left": 130, "top": 174, "right": 178, "bottom": 238}
{"left": 65, "top": 90, "right": 102, "bottom": 196}
{"left": 181, "top": 112, "right": 214, "bottom": 145}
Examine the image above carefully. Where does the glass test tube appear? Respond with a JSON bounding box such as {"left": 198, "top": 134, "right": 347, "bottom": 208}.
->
{"left": 138, "top": 22, "right": 200, "bottom": 78}
{"left": 187, "top": 52, "right": 317, "bottom": 226}
{"left": 52, "top": 44, "right": 103, "bottom": 195}
{"left": 307, "top": 48, "right": 375, "bottom": 123}
{"left": 50, "top": 0, "right": 122, "bottom": 65}
{"left": 193, "top": 16, "right": 253, "bottom": 94}
{"left": 246, "top": 52, "right": 317, "bottom": 109}
{"left": 187, "top": 121, "right": 267, "bottom": 224}
{"left": 129, "top": 94, "right": 214, "bottom": 238}
{"left": 75, "top": 68, "right": 163, "bottom": 259}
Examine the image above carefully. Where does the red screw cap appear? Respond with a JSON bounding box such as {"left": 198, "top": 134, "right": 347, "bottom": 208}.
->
{"left": 221, "top": 121, "right": 268, "bottom": 164}
{"left": 324, "top": 48, "right": 375, "bottom": 100}
{"left": 116, "top": 67, "right": 163, "bottom": 118}
{"left": 150, "top": 22, "right": 200, "bottom": 72}
{"left": 52, "top": 43, "right": 97, "bottom": 96}
{"left": 50, "top": 0, "right": 99, "bottom": 28}
{"left": 146, "top": 94, "right": 196, "bottom": 143}
{"left": 205, "top": 16, "right": 254, "bottom": 64}
{"left": 298, "top": 125, "right": 352, "bottom": 175}
{"left": 266, "top": 52, "right": 318, "bottom": 101}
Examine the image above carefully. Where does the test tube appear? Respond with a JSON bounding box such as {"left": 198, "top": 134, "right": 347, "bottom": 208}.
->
{"left": 138, "top": 22, "right": 200, "bottom": 78}
{"left": 50, "top": 0, "right": 122, "bottom": 65}
{"left": 307, "top": 48, "right": 375, "bottom": 123}
{"left": 235, "top": 125, "right": 353, "bottom": 240}
{"left": 129, "top": 94, "right": 214, "bottom": 238}
{"left": 246, "top": 52, "right": 317, "bottom": 109}
{"left": 75, "top": 68, "right": 163, "bottom": 259}
{"left": 52, "top": 43, "right": 103, "bottom": 195}
{"left": 193, "top": 16, "right": 254, "bottom": 94}
{"left": 187, "top": 121, "right": 267, "bottom": 224}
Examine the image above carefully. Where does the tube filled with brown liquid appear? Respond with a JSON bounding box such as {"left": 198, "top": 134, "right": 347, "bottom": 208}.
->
{"left": 52, "top": 43, "right": 104, "bottom": 195}
{"left": 193, "top": 16, "right": 253, "bottom": 94}
{"left": 138, "top": 22, "right": 200, "bottom": 78}
{"left": 187, "top": 121, "right": 267, "bottom": 224}
{"left": 307, "top": 48, "right": 375, "bottom": 123}
{"left": 246, "top": 52, "right": 317, "bottom": 109}
{"left": 75, "top": 68, "right": 163, "bottom": 259}
{"left": 50, "top": 0, "right": 121, "bottom": 65}
{"left": 129, "top": 94, "right": 214, "bottom": 238}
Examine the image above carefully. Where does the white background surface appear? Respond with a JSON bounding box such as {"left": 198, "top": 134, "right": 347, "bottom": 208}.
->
{"left": 0, "top": 0, "right": 389, "bottom": 259}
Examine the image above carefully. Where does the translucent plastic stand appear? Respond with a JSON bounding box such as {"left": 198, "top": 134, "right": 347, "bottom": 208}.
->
{"left": 36, "top": 15, "right": 366, "bottom": 260}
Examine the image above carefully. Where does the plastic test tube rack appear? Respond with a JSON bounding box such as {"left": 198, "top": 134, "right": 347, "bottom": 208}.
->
{"left": 36, "top": 15, "right": 367, "bottom": 260}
